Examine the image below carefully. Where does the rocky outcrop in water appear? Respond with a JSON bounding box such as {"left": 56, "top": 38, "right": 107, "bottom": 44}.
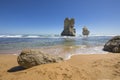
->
{"left": 61, "top": 18, "right": 76, "bottom": 36}
{"left": 103, "top": 36, "right": 120, "bottom": 53}
{"left": 82, "top": 26, "right": 90, "bottom": 37}
{"left": 17, "top": 49, "right": 63, "bottom": 68}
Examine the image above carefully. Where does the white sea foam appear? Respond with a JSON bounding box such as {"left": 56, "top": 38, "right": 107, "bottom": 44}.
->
{"left": 89, "top": 34, "right": 117, "bottom": 37}
{"left": 64, "top": 46, "right": 109, "bottom": 60}
{"left": 0, "top": 35, "right": 22, "bottom": 38}
{"left": 76, "top": 46, "right": 108, "bottom": 54}
{"left": 6, "top": 35, "right": 22, "bottom": 38}
{"left": 0, "top": 34, "right": 115, "bottom": 38}
{"left": 26, "top": 35, "right": 40, "bottom": 38}
{"left": 64, "top": 54, "right": 73, "bottom": 60}
{"left": 0, "top": 35, "right": 5, "bottom": 37}
{"left": 13, "top": 54, "right": 18, "bottom": 56}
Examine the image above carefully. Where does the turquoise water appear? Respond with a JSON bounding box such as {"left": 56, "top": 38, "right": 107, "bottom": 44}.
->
{"left": 0, "top": 35, "right": 112, "bottom": 56}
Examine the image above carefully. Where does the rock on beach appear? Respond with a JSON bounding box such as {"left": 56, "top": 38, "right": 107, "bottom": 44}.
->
{"left": 17, "top": 49, "right": 63, "bottom": 68}
{"left": 103, "top": 36, "right": 120, "bottom": 53}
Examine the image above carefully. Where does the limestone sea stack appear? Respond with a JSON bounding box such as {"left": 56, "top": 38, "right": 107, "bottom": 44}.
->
{"left": 17, "top": 49, "right": 63, "bottom": 68}
{"left": 82, "top": 26, "right": 90, "bottom": 37}
{"left": 103, "top": 36, "right": 120, "bottom": 53}
{"left": 61, "top": 18, "right": 76, "bottom": 36}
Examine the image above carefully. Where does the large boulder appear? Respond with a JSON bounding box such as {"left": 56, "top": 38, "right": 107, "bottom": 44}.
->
{"left": 103, "top": 36, "right": 120, "bottom": 53}
{"left": 17, "top": 49, "right": 63, "bottom": 68}
{"left": 61, "top": 18, "right": 76, "bottom": 36}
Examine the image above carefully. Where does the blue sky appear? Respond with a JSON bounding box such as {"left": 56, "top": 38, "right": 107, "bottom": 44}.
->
{"left": 0, "top": 0, "right": 120, "bottom": 35}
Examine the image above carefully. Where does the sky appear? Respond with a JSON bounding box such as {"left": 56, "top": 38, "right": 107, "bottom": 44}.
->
{"left": 0, "top": 0, "right": 120, "bottom": 35}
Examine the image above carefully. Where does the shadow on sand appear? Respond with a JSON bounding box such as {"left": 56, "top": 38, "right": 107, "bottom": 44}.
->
{"left": 7, "top": 66, "right": 25, "bottom": 72}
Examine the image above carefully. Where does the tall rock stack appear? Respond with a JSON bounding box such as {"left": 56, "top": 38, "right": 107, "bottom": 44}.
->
{"left": 61, "top": 18, "right": 76, "bottom": 36}
{"left": 82, "top": 26, "right": 90, "bottom": 37}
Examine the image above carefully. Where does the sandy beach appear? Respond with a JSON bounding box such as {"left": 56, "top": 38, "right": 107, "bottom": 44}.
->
{"left": 0, "top": 53, "right": 120, "bottom": 80}
{"left": 0, "top": 0, "right": 120, "bottom": 79}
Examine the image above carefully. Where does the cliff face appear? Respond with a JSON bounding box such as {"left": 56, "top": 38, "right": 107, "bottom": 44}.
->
{"left": 61, "top": 18, "right": 76, "bottom": 36}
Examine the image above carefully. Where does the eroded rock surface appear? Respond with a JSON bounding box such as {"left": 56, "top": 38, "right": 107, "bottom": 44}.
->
{"left": 17, "top": 49, "right": 63, "bottom": 68}
{"left": 103, "top": 36, "right": 120, "bottom": 53}
{"left": 61, "top": 18, "right": 76, "bottom": 36}
{"left": 82, "top": 26, "right": 90, "bottom": 36}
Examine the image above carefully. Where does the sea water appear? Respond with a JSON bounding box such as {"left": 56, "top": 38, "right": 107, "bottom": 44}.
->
{"left": 0, "top": 34, "right": 113, "bottom": 59}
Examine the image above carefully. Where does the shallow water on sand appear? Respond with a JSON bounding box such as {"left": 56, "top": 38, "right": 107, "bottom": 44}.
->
{"left": 0, "top": 35, "right": 112, "bottom": 59}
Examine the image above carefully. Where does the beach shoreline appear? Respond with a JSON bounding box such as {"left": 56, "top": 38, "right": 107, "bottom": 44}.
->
{"left": 0, "top": 53, "right": 120, "bottom": 80}
{"left": 0, "top": 44, "right": 109, "bottom": 61}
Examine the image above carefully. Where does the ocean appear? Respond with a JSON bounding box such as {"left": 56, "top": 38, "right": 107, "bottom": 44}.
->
{"left": 0, "top": 34, "right": 113, "bottom": 59}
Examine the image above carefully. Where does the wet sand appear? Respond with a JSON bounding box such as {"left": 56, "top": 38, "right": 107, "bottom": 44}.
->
{"left": 0, "top": 53, "right": 120, "bottom": 80}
